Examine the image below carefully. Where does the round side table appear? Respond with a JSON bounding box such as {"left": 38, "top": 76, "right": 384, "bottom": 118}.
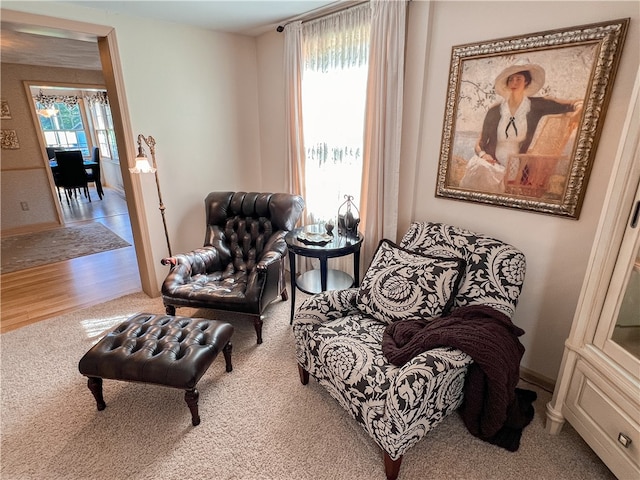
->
{"left": 285, "top": 224, "right": 364, "bottom": 324}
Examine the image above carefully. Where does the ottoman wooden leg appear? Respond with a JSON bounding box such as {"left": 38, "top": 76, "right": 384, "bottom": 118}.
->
{"left": 87, "top": 377, "right": 106, "bottom": 411}
{"left": 185, "top": 388, "right": 200, "bottom": 426}
{"left": 223, "top": 341, "right": 233, "bottom": 372}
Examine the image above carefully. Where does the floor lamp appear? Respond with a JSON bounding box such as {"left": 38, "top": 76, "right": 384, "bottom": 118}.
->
{"left": 129, "top": 134, "right": 172, "bottom": 257}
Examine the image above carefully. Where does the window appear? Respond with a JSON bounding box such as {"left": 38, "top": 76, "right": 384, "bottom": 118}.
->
{"left": 300, "top": 5, "right": 371, "bottom": 223}
{"left": 88, "top": 101, "right": 118, "bottom": 162}
{"left": 33, "top": 86, "right": 117, "bottom": 162}
{"left": 37, "top": 100, "right": 89, "bottom": 156}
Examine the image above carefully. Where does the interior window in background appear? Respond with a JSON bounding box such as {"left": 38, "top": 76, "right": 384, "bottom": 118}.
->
{"left": 89, "top": 101, "right": 119, "bottom": 163}
{"left": 37, "top": 101, "right": 89, "bottom": 156}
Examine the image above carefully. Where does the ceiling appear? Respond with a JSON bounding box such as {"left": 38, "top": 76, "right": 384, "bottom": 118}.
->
{"left": 0, "top": 0, "right": 338, "bottom": 70}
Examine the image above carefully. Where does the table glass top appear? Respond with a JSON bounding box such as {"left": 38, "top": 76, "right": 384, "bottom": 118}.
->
{"left": 286, "top": 224, "right": 362, "bottom": 250}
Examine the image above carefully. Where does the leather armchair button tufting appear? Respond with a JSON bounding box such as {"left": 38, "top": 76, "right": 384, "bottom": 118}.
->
{"left": 78, "top": 313, "right": 234, "bottom": 426}
{"left": 160, "top": 191, "right": 305, "bottom": 344}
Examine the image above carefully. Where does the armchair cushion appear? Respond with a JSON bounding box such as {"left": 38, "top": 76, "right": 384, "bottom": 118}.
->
{"left": 355, "top": 239, "right": 466, "bottom": 325}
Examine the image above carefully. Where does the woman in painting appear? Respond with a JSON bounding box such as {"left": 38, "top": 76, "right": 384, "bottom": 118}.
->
{"left": 459, "top": 62, "right": 583, "bottom": 193}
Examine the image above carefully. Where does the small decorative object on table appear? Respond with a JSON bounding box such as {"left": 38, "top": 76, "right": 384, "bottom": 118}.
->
{"left": 338, "top": 194, "right": 360, "bottom": 236}
{"left": 296, "top": 231, "right": 332, "bottom": 246}
{"left": 325, "top": 220, "right": 335, "bottom": 235}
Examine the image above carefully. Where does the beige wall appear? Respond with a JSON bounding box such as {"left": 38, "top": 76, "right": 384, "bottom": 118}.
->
{"left": 402, "top": 1, "right": 639, "bottom": 382}
{"left": 0, "top": 63, "right": 105, "bottom": 233}
{"left": 4, "top": 1, "right": 639, "bottom": 381}
{"left": 3, "top": 1, "right": 263, "bottom": 288}
{"left": 255, "top": 1, "right": 640, "bottom": 381}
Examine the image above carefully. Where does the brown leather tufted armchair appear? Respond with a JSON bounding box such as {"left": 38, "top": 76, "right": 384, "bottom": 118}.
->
{"left": 161, "top": 191, "right": 305, "bottom": 344}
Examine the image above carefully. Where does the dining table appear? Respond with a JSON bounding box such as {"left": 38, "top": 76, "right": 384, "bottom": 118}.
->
{"left": 49, "top": 157, "right": 103, "bottom": 199}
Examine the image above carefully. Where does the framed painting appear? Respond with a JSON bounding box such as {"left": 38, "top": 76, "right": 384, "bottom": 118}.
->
{"left": 435, "top": 18, "right": 629, "bottom": 218}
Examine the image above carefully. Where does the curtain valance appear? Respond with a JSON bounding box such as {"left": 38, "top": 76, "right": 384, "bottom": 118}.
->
{"left": 303, "top": 3, "right": 371, "bottom": 72}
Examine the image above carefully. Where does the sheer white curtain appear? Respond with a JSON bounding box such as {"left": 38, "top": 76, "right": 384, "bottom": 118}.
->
{"left": 301, "top": 4, "right": 371, "bottom": 226}
{"left": 285, "top": 4, "right": 371, "bottom": 275}
{"left": 285, "top": 1, "right": 407, "bottom": 274}
{"left": 360, "top": 0, "right": 407, "bottom": 268}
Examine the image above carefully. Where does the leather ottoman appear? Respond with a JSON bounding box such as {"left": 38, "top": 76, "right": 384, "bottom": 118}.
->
{"left": 78, "top": 312, "right": 234, "bottom": 426}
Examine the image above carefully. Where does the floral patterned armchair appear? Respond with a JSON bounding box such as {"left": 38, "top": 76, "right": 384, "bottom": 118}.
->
{"left": 292, "top": 222, "right": 526, "bottom": 479}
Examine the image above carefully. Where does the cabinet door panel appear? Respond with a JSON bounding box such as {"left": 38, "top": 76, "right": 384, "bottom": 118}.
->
{"left": 594, "top": 180, "right": 640, "bottom": 374}
{"left": 567, "top": 361, "right": 640, "bottom": 479}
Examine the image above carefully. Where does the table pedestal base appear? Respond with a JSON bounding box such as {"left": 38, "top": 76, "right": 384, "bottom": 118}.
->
{"left": 296, "top": 269, "right": 354, "bottom": 295}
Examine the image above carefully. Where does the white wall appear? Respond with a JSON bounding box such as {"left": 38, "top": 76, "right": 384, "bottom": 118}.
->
{"left": 257, "top": 30, "right": 289, "bottom": 193}
{"left": 401, "top": 1, "right": 639, "bottom": 381}
{"left": 3, "top": 1, "right": 263, "bottom": 288}
{"left": 256, "top": 1, "right": 639, "bottom": 381}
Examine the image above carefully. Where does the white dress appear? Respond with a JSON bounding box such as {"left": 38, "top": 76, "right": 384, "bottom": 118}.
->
{"left": 460, "top": 98, "right": 530, "bottom": 194}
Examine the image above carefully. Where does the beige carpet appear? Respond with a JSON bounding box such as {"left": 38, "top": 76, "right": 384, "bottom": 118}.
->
{"left": 0, "top": 292, "right": 615, "bottom": 480}
{"left": 1, "top": 222, "right": 131, "bottom": 274}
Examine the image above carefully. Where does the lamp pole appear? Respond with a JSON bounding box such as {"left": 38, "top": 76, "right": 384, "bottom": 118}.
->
{"left": 132, "top": 134, "right": 172, "bottom": 257}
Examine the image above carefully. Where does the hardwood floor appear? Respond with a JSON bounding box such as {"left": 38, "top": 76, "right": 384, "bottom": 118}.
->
{"left": 0, "top": 186, "right": 142, "bottom": 333}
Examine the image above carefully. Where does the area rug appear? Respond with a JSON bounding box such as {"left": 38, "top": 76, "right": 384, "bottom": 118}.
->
{"left": 1, "top": 222, "right": 130, "bottom": 274}
{"left": 0, "top": 292, "right": 614, "bottom": 480}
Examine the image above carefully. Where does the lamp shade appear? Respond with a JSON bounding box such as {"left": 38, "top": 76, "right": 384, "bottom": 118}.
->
{"left": 129, "top": 157, "right": 156, "bottom": 174}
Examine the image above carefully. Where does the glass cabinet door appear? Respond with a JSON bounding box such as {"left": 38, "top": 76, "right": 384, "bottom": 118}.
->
{"left": 611, "top": 241, "right": 640, "bottom": 359}
{"left": 594, "top": 184, "right": 640, "bottom": 373}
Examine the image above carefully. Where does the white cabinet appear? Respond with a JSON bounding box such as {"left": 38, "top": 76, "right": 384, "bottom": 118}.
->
{"left": 546, "top": 69, "right": 640, "bottom": 480}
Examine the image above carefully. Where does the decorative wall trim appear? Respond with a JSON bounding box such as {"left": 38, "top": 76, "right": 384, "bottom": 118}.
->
{"left": 1, "top": 100, "right": 11, "bottom": 119}
{"left": 1, "top": 130, "right": 20, "bottom": 149}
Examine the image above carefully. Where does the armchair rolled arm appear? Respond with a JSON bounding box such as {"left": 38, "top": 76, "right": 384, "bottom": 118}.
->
{"left": 160, "top": 246, "right": 222, "bottom": 275}
{"left": 294, "top": 288, "right": 361, "bottom": 325}
{"left": 383, "top": 347, "right": 472, "bottom": 437}
{"left": 256, "top": 232, "right": 287, "bottom": 271}
{"left": 161, "top": 257, "right": 177, "bottom": 266}
{"left": 256, "top": 250, "right": 285, "bottom": 272}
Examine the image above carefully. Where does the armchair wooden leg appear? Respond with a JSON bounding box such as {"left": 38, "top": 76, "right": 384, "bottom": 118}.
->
{"left": 253, "top": 315, "right": 263, "bottom": 344}
{"left": 281, "top": 288, "right": 289, "bottom": 301}
{"left": 165, "top": 304, "right": 176, "bottom": 316}
{"left": 298, "top": 364, "right": 309, "bottom": 385}
{"left": 383, "top": 451, "right": 402, "bottom": 480}
{"left": 222, "top": 341, "right": 233, "bottom": 372}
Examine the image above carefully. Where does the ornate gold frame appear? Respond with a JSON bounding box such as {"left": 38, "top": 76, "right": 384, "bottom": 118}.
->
{"left": 435, "top": 18, "right": 629, "bottom": 219}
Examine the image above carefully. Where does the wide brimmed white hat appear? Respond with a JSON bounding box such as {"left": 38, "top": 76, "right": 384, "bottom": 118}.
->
{"left": 494, "top": 62, "right": 545, "bottom": 98}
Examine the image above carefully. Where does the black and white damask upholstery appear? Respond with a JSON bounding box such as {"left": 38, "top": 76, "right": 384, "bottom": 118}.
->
{"left": 293, "top": 222, "right": 526, "bottom": 480}
{"left": 356, "top": 239, "right": 467, "bottom": 324}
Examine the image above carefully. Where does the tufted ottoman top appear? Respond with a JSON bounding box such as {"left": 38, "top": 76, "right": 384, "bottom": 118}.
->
{"left": 78, "top": 313, "right": 234, "bottom": 389}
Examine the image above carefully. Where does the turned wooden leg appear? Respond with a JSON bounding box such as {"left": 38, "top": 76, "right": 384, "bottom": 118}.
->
{"left": 87, "top": 377, "right": 106, "bottom": 411}
{"left": 298, "top": 364, "right": 309, "bottom": 385}
{"left": 185, "top": 388, "right": 200, "bottom": 426}
{"left": 223, "top": 342, "right": 233, "bottom": 372}
{"left": 165, "top": 304, "right": 176, "bottom": 315}
{"left": 253, "top": 316, "right": 263, "bottom": 344}
{"left": 383, "top": 451, "right": 402, "bottom": 480}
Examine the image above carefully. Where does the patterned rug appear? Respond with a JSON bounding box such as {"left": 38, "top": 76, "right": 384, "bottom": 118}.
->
{"left": 1, "top": 222, "right": 131, "bottom": 274}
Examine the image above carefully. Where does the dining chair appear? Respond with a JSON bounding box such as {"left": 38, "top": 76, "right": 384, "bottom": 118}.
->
{"left": 86, "top": 146, "right": 104, "bottom": 199}
{"left": 55, "top": 150, "right": 91, "bottom": 204}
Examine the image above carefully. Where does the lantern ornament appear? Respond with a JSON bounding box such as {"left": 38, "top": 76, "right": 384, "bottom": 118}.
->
{"left": 337, "top": 194, "right": 360, "bottom": 237}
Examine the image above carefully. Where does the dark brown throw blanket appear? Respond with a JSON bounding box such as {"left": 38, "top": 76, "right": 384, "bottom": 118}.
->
{"left": 382, "top": 305, "right": 537, "bottom": 452}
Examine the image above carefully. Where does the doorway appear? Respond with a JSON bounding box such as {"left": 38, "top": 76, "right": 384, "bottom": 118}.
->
{"left": 2, "top": 9, "right": 157, "bottom": 298}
